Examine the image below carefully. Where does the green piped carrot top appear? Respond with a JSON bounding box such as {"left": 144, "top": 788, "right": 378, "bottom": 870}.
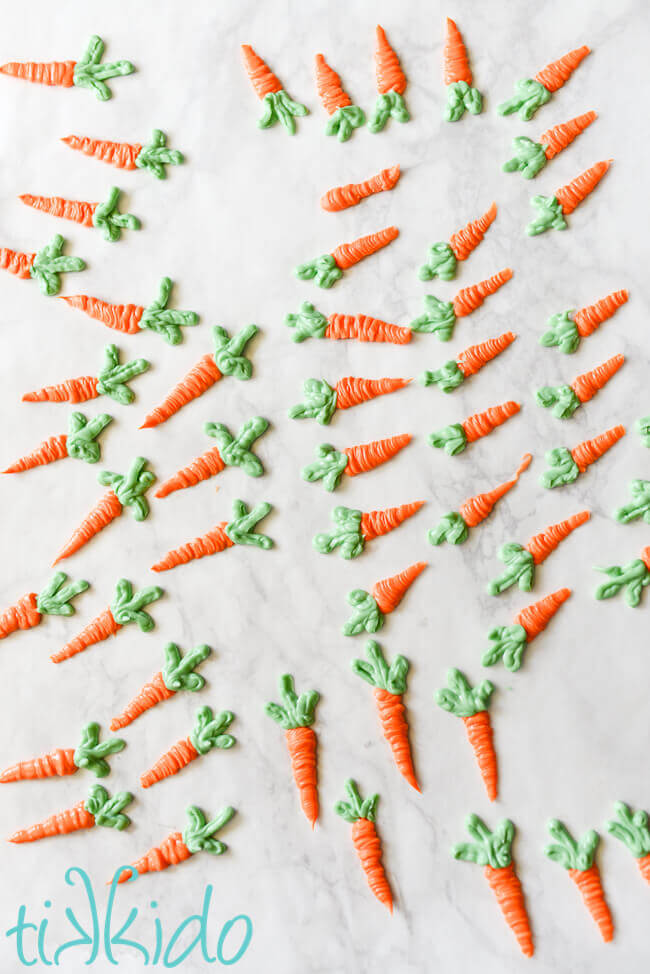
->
{"left": 73, "top": 722, "right": 125, "bottom": 777}
{"left": 226, "top": 499, "right": 273, "bottom": 549}
{"left": 37, "top": 572, "right": 89, "bottom": 616}
{"left": 97, "top": 344, "right": 150, "bottom": 404}
{"left": 452, "top": 813, "right": 514, "bottom": 868}
{"left": 183, "top": 805, "right": 236, "bottom": 855}
{"left": 435, "top": 669, "right": 493, "bottom": 718}
{"left": 31, "top": 234, "right": 86, "bottom": 296}
{"left": 544, "top": 819, "right": 599, "bottom": 870}
{"left": 85, "top": 784, "right": 133, "bottom": 829}
{"left": 110, "top": 579, "right": 163, "bottom": 631}
{"left": 606, "top": 802, "right": 650, "bottom": 858}
{"left": 334, "top": 779, "right": 379, "bottom": 823}
{"left": 162, "top": 643, "right": 211, "bottom": 692}
{"left": 189, "top": 707, "right": 236, "bottom": 756}
{"left": 351, "top": 640, "right": 408, "bottom": 695}
{"left": 99, "top": 456, "right": 155, "bottom": 519}
{"left": 614, "top": 481, "right": 650, "bottom": 525}
{"left": 265, "top": 674, "right": 320, "bottom": 729}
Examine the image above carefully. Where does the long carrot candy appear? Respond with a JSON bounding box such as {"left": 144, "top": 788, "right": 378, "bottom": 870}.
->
{"left": 265, "top": 674, "right": 320, "bottom": 828}
{"left": 482, "top": 587, "right": 572, "bottom": 672}
{"left": 429, "top": 401, "right": 521, "bottom": 457}
{"left": 111, "top": 643, "right": 211, "bottom": 730}
{"left": 368, "top": 25, "right": 409, "bottom": 133}
{"left": 314, "top": 53, "right": 365, "bottom": 141}
{"left": 613, "top": 480, "right": 650, "bottom": 526}
{"left": 435, "top": 670, "right": 497, "bottom": 800}
{"left": 544, "top": 820, "right": 614, "bottom": 942}
{"left": 443, "top": 18, "right": 483, "bottom": 122}
{"left": 301, "top": 434, "right": 412, "bottom": 492}
{"left": 140, "top": 324, "right": 258, "bottom": 427}
{"left": 503, "top": 111, "right": 598, "bottom": 179}
{"left": 9, "top": 784, "right": 132, "bottom": 844}
{"left": 418, "top": 202, "right": 497, "bottom": 281}
{"left": 452, "top": 814, "right": 534, "bottom": 956}
{"left": 155, "top": 416, "right": 269, "bottom": 498}
{"left": 0, "top": 233, "right": 85, "bottom": 296}
{"left": 488, "top": 510, "right": 590, "bottom": 596}
{"left": 51, "top": 578, "right": 163, "bottom": 663}
{"left": 3, "top": 411, "right": 112, "bottom": 474}
{"left": 0, "top": 572, "right": 88, "bottom": 641}
{"left": 23, "top": 344, "right": 150, "bottom": 406}
{"left": 151, "top": 498, "right": 272, "bottom": 573}
{"left": 62, "top": 130, "right": 184, "bottom": 179}
{"left": 0, "top": 723, "right": 124, "bottom": 783}
{"left": 637, "top": 416, "right": 650, "bottom": 449}
{"left": 140, "top": 707, "right": 235, "bottom": 789}
{"left": 335, "top": 779, "right": 393, "bottom": 911}
{"left": 61, "top": 277, "right": 199, "bottom": 345}
{"left": 606, "top": 802, "right": 650, "bottom": 884}
{"left": 286, "top": 300, "right": 411, "bottom": 345}
{"left": 343, "top": 561, "right": 427, "bottom": 637}
{"left": 295, "top": 227, "right": 399, "bottom": 289}
{"left": 320, "top": 166, "right": 401, "bottom": 212}
{"left": 539, "top": 289, "right": 628, "bottom": 354}
{"left": 0, "top": 35, "right": 134, "bottom": 101}
{"left": 410, "top": 269, "right": 513, "bottom": 341}
{"left": 20, "top": 187, "right": 140, "bottom": 243}
{"left": 540, "top": 425, "right": 626, "bottom": 489}
{"left": 537, "top": 354, "right": 625, "bottom": 418}
{"left": 527, "top": 161, "right": 612, "bottom": 236}
{"left": 314, "top": 500, "right": 424, "bottom": 559}
{"left": 420, "top": 332, "right": 516, "bottom": 391}
{"left": 595, "top": 546, "right": 650, "bottom": 608}
{"left": 429, "top": 454, "right": 532, "bottom": 546}
{"left": 54, "top": 456, "right": 155, "bottom": 564}
{"left": 352, "top": 641, "right": 419, "bottom": 791}
{"left": 241, "top": 44, "right": 307, "bottom": 134}
{"left": 498, "top": 45, "right": 590, "bottom": 121}
{"left": 289, "top": 375, "right": 410, "bottom": 426}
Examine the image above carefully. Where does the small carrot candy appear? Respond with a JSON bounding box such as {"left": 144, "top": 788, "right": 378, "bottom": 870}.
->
{"left": 540, "top": 426, "right": 626, "bottom": 489}
{"left": 289, "top": 375, "right": 410, "bottom": 426}
{"left": 443, "top": 18, "right": 483, "bottom": 122}
{"left": 0, "top": 723, "right": 124, "bottom": 784}
{"left": 420, "top": 332, "right": 516, "bottom": 392}
{"left": 51, "top": 578, "right": 163, "bottom": 663}
{"left": 527, "top": 161, "right": 612, "bottom": 236}
{"left": 23, "top": 344, "right": 150, "bottom": 406}
{"left": 9, "top": 784, "right": 132, "bottom": 844}
{"left": 151, "top": 498, "right": 272, "bottom": 573}
{"left": 637, "top": 416, "right": 650, "bottom": 448}
{"left": 498, "top": 45, "right": 590, "bottom": 121}
{"left": 537, "top": 354, "right": 625, "bottom": 419}
{"left": 410, "top": 269, "right": 513, "bottom": 342}
{"left": 435, "top": 669, "right": 497, "bottom": 800}
{"left": 418, "top": 202, "right": 497, "bottom": 282}
{"left": 241, "top": 44, "right": 307, "bottom": 134}
{"left": 605, "top": 801, "right": 650, "bottom": 884}
{"left": 265, "top": 674, "right": 320, "bottom": 827}
{"left": 0, "top": 35, "right": 134, "bottom": 101}
{"left": 488, "top": 510, "right": 590, "bottom": 596}
{"left": 140, "top": 707, "right": 235, "bottom": 789}
{"left": 295, "top": 226, "right": 399, "bottom": 289}
{"left": 352, "top": 641, "right": 419, "bottom": 791}
{"left": 0, "top": 572, "right": 88, "bottom": 641}
{"left": 503, "top": 111, "right": 598, "bottom": 179}
{"left": 429, "top": 455, "right": 531, "bottom": 546}
{"left": 482, "top": 588, "right": 572, "bottom": 672}
{"left": 452, "top": 814, "right": 534, "bottom": 956}
{"left": 62, "top": 129, "right": 184, "bottom": 179}
{"left": 3, "top": 412, "right": 112, "bottom": 474}
{"left": 0, "top": 233, "right": 85, "bottom": 296}
{"left": 544, "top": 819, "right": 614, "bottom": 942}
{"left": 613, "top": 480, "right": 650, "bottom": 525}
{"left": 20, "top": 187, "right": 139, "bottom": 243}
{"left": 429, "top": 401, "right": 521, "bottom": 456}
{"left": 343, "top": 562, "right": 427, "bottom": 637}
{"left": 320, "top": 166, "right": 401, "bottom": 213}
{"left": 314, "top": 500, "right": 424, "bottom": 559}
{"left": 314, "top": 53, "right": 364, "bottom": 141}
{"left": 301, "top": 434, "right": 412, "bottom": 492}
{"left": 595, "top": 546, "right": 650, "bottom": 608}
{"left": 286, "top": 300, "right": 411, "bottom": 345}
{"left": 539, "top": 289, "right": 628, "bottom": 354}
{"left": 368, "top": 25, "right": 409, "bottom": 133}
{"left": 335, "top": 779, "right": 393, "bottom": 911}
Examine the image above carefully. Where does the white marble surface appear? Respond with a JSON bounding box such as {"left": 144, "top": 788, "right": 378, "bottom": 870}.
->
{"left": 0, "top": 0, "right": 648, "bottom": 970}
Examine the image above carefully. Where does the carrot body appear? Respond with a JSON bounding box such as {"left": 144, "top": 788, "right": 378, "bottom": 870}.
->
{"left": 444, "top": 18, "right": 472, "bottom": 85}
{"left": 51, "top": 608, "right": 121, "bottom": 663}
{"left": 484, "top": 863, "right": 534, "bottom": 957}
{"left": 453, "top": 268, "right": 513, "bottom": 318}
{"left": 61, "top": 135, "right": 141, "bottom": 170}
{"left": 541, "top": 111, "right": 597, "bottom": 160}
{"left": 374, "top": 25, "right": 406, "bottom": 95}
{"left": 241, "top": 45, "right": 283, "bottom": 98}
{"left": 515, "top": 588, "right": 571, "bottom": 640}
{"left": 571, "top": 354, "right": 624, "bottom": 403}
{"left": 320, "top": 166, "right": 400, "bottom": 212}
{"left": 9, "top": 801, "right": 95, "bottom": 844}
{"left": 155, "top": 447, "right": 225, "bottom": 499}
{"left": 0, "top": 748, "right": 77, "bottom": 782}
{"left": 526, "top": 511, "right": 590, "bottom": 565}
{"left": 462, "top": 711, "right": 497, "bottom": 801}
{"left": 571, "top": 425, "right": 625, "bottom": 472}
{"left": 117, "top": 832, "right": 192, "bottom": 883}
{"left": 0, "top": 593, "right": 40, "bottom": 637}
{"left": 573, "top": 290, "right": 628, "bottom": 338}
{"left": 334, "top": 376, "right": 409, "bottom": 411}
{"left": 0, "top": 247, "right": 35, "bottom": 278}
{"left": 325, "top": 313, "right": 411, "bottom": 345}
{"left": 459, "top": 455, "right": 531, "bottom": 528}
{"left": 141, "top": 737, "right": 198, "bottom": 788}
{"left": 61, "top": 294, "right": 143, "bottom": 334}
{"left": 555, "top": 161, "right": 610, "bottom": 215}
{"left": 351, "top": 817, "right": 393, "bottom": 911}
{"left": 23, "top": 376, "right": 99, "bottom": 403}
{"left": 0, "top": 60, "right": 76, "bottom": 87}
{"left": 462, "top": 401, "right": 520, "bottom": 443}
{"left": 20, "top": 195, "right": 96, "bottom": 227}
{"left": 457, "top": 332, "right": 516, "bottom": 378}
{"left": 343, "top": 434, "right": 411, "bottom": 476}
{"left": 535, "top": 46, "right": 590, "bottom": 93}
{"left": 568, "top": 865, "right": 614, "bottom": 942}
{"left": 3, "top": 434, "right": 68, "bottom": 473}
{"left": 314, "top": 53, "right": 350, "bottom": 113}
{"left": 151, "top": 523, "right": 233, "bottom": 573}
{"left": 285, "top": 726, "right": 318, "bottom": 828}
{"left": 449, "top": 202, "right": 497, "bottom": 261}
{"left": 374, "top": 688, "right": 419, "bottom": 791}
{"left": 331, "top": 226, "right": 399, "bottom": 270}
{"left": 637, "top": 854, "right": 650, "bottom": 884}
{"left": 372, "top": 561, "right": 427, "bottom": 614}
{"left": 140, "top": 355, "right": 222, "bottom": 429}
{"left": 360, "top": 501, "right": 424, "bottom": 541}
{"left": 110, "top": 672, "right": 175, "bottom": 731}
{"left": 54, "top": 489, "right": 123, "bottom": 564}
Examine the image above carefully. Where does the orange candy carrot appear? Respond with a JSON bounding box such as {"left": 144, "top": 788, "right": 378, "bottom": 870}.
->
{"left": 606, "top": 801, "right": 650, "bottom": 884}
{"left": 289, "top": 375, "right": 410, "bottom": 425}
{"left": 454, "top": 269, "right": 513, "bottom": 317}
{"left": 0, "top": 572, "right": 88, "bottom": 641}
{"left": 545, "top": 820, "right": 614, "bottom": 942}
{"left": 535, "top": 47, "right": 591, "bottom": 93}
{"left": 429, "top": 401, "right": 521, "bottom": 456}
{"left": 9, "top": 784, "right": 132, "bottom": 844}
{"left": 540, "top": 288, "right": 628, "bottom": 353}
{"left": 488, "top": 511, "right": 590, "bottom": 595}
{"left": 140, "top": 708, "right": 235, "bottom": 788}
{"left": 3, "top": 412, "right": 112, "bottom": 474}
{"left": 335, "top": 779, "right": 393, "bottom": 911}
{"left": 537, "top": 354, "right": 624, "bottom": 418}
{"left": 22, "top": 344, "right": 149, "bottom": 406}
{"left": 0, "top": 723, "right": 124, "bottom": 783}
{"left": 343, "top": 562, "right": 427, "bottom": 637}
{"left": 314, "top": 500, "right": 424, "bottom": 559}
{"left": 368, "top": 26, "right": 409, "bottom": 133}
{"left": 61, "top": 129, "right": 184, "bottom": 179}
{"left": 314, "top": 53, "right": 365, "bottom": 141}
{"left": 541, "top": 112, "right": 598, "bottom": 160}
{"left": 498, "top": 46, "right": 590, "bottom": 121}
{"left": 241, "top": 45, "right": 307, "bottom": 134}
{"left": 265, "top": 675, "right": 320, "bottom": 827}
{"left": 527, "top": 161, "right": 611, "bottom": 235}
{"left": 302, "top": 434, "right": 412, "bottom": 491}
{"left": 419, "top": 202, "right": 497, "bottom": 281}
{"left": 0, "top": 233, "right": 85, "bottom": 296}
{"left": 503, "top": 112, "right": 598, "bottom": 179}
{"left": 411, "top": 269, "right": 513, "bottom": 341}
{"left": 19, "top": 187, "right": 139, "bottom": 242}
{"left": 286, "top": 300, "right": 411, "bottom": 344}
{"left": 320, "top": 166, "right": 401, "bottom": 212}
{"left": 421, "top": 332, "right": 516, "bottom": 391}
{"left": 541, "top": 425, "right": 626, "bottom": 488}
{"left": 435, "top": 669, "right": 498, "bottom": 800}
{"left": 482, "top": 587, "right": 572, "bottom": 671}
{"left": 443, "top": 19, "right": 483, "bottom": 122}
{"left": 295, "top": 228, "right": 399, "bottom": 288}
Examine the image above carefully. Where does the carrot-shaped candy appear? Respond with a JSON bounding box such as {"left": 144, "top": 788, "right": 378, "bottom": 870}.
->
{"left": 443, "top": 18, "right": 483, "bottom": 122}
{"left": 527, "top": 161, "right": 611, "bottom": 236}
{"left": 62, "top": 129, "right": 184, "bottom": 179}
{"left": 140, "top": 324, "right": 258, "bottom": 427}
{"left": 335, "top": 779, "right": 393, "bottom": 911}
{"left": 429, "top": 455, "right": 532, "bottom": 546}
{"left": 155, "top": 416, "right": 269, "bottom": 499}
{"left": 62, "top": 277, "right": 199, "bottom": 346}
{"left": 20, "top": 187, "right": 139, "bottom": 243}
{"left": 51, "top": 578, "right": 163, "bottom": 663}
{"left": 595, "top": 546, "right": 650, "bottom": 608}
{"left": 320, "top": 166, "right": 401, "bottom": 212}
{"left": 265, "top": 674, "right": 320, "bottom": 828}
{"left": 544, "top": 819, "right": 614, "bottom": 942}
{"left": 314, "top": 500, "right": 424, "bottom": 559}
{"left": 429, "top": 401, "right": 521, "bottom": 456}
{"left": 54, "top": 456, "right": 155, "bottom": 564}
{"left": 286, "top": 300, "right": 411, "bottom": 345}
{"left": 111, "top": 643, "right": 211, "bottom": 730}
{"left": 482, "top": 588, "right": 572, "bottom": 672}
{"left": 314, "top": 54, "right": 365, "bottom": 141}
{"left": 539, "top": 289, "right": 628, "bottom": 354}
{"left": 420, "top": 332, "right": 516, "bottom": 392}
{"left": 295, "top": 226, "right": 399, "bottom": 289}
{"left": 151, "top": 498, "right": 272, "bottom": 573}
{"left": 503, "top": 112, "right": 598, "bottom": 179}
{"left": 368, "top": 26, "right": 409, "bottom": 133}
{"left": 410, "top": 269, "right": 513, "bottom": 342}
{"left": 0, "top": 723, "right": 124, "bottom": 783}
{"left": 343, "top": 562, "right": 427, "bottom": 637}
{"left": 541, "top": 426, "right": 626, "bottom": 489}
{"left": 614, "top": 481, "right": 650, "bottom": 525}
{"left": 497, "top": 46, "right": 590, "bottom": 121}
{"left": 3, "top": 411, "right": 112, "bottom": 474}
{"left": 9, "top": 784, "right": 132, "bottom": 844}
{"left": 435, "top": 669, "right": 497, "bottom": 800}
{"left": 605, "top": 801, "right": 650, "bottom": 884}
{"left": 452, "top": 814, "right": 534, "bottom": 956}
{"left": 301, "top": 434, "right": 412, "bottom": 492}
{"left": 241, "top": 44, "right": 307, "bottom": 134}
{"left": 0, "top": 572, "right": 88, "bottom": 641}
{"left": 289, "top": 375, "right": 410, "bottom": 426}
{"left": 140, "top": 707, "right": 235, "bottom": 789}
{"left": 418, "top": 202, "right": 497, "bottom": 282}
{"left": 0, "top": 35, "right": 134, "bottom": 101}
{"left": 23, "top": 344, "right": 149, "bottom": 406}
{"left": 536, "top": 354, "right": 625, "bottom": 419}
{"left": 488, "top": 510, "right": 590, "bottom": 596}
{"left": 352, "top": 641, "right": 419, "bottom": 791}
{"left": 0, "top": 233, "right": 85, "bottom": 296}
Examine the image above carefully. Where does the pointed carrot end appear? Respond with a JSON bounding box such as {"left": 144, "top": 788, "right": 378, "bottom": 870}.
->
{"left": 8, "top": 832, "right": 24, "bottom": 843}
{"left": 139, "top": 419, "right": 156, "bottom": 430}
{"left": 61, "top": 135, "right": 73, "bottom": 145}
